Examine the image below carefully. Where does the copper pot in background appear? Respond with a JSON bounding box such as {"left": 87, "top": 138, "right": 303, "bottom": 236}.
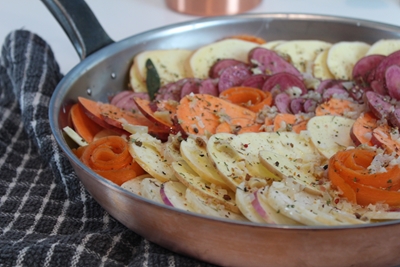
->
{"left": 165, "top": 0, "right": 262, "bottom": 16}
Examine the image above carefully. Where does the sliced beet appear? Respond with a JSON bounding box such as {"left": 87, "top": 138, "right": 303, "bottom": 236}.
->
{"left": 370, "top": 80, "right": 387, "bottom": 95}
{"left": 199, "top": 78, "right": 219, "bottom": 96}
{"left": 274, "top": 92, "right": 291, "bottom": 114}
{"left": 315, "top": 79, "right": 346, "bottom": 94}
{"left": 322, "top": 88, "right": 348, "bottom": 101}
{"left": 303, "top": 99, "right": 318, "bottom": 113}
{"left": 373, "top": 50, "right": 400, "bottom": 83}
{"left": 352, "top": 54, "right": 385, "bottom": 87}
{"left": 289, "top": 98, "right": 305, "bottom": 114}
{"left": 180, "top": 78, "right": 202, "bottom": 98}
{"left": 385, "top": 65, "right": 400, "bottom": 100}
{"left": 241, "top": 74, "right": 270, "bottom": 89}
{"left": 261, "top": 72, "right": 307, "bottom": 95}
{"left": 111, "top": 91, "right": 149, "bottom": 112}
{"left": 209, "top": 59, "right": 248, "bottom": 79}
{"left": 155, "top": 79, "right": 188, "bottom": 101}
{"left": 388, "top": 108, "right": 400, "bottom": 128}
{"left": 217, "top": 65, "right": 252, "bottom": 93}
{"left": 248, "top": 47, "right": 303, "bottom": 80}
{"left": 365, "top": 91, "right": 393, "bottom": 119}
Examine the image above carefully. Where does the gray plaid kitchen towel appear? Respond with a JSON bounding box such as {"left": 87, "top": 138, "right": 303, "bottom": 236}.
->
{"left": 0, "top": 30, "right": 215, "bottom": 267}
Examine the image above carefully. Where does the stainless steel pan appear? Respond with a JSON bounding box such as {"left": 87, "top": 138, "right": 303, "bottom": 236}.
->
{"left": 43, "top": 1, "right": 400, "bottom": 266}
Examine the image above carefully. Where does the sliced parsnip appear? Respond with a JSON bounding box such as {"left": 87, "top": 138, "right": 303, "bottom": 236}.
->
{"left": 134, "top": 49, "right": 192, "bottom": 86}
{"left": 171, "top": 160, "right": 239, "bottom": 213}
{"left": 180, "top": 136, "right": 228, "bottom": 188}
{"left": 185, "top": 39, "right": 259, "bottom": 79}
{"left": 121, "top": 174, "right": 153, "bottom": 196}
{"left": 129, "top": 63, "right": 147, "bottom": 92}
{"left": 258, "top": 150, "right": 321, "bottom": 195}
{"left": 266, "top": 181, "right": 366, "bottom": 226}
{"left": 273, "top": 40, "right": 332, "bottom": 73}
{"left": 366, "top": 39, "right": 400, "bottom": 56}
{"left": 260, "top": 40, "right": 286, "bottom": 50}
{"left": 140, "top": 178, "right": 164, "bottom": 204}
{"left": 160, "top": 181, "right": 192, "bottom": 211}
{"left": 312, "top": 49, "right": 335, "bottom": 80}
{"left": 235, "top": 182, "right": 266, "bottom": 223}
{"left": 327, "top": 41, "right": 370, "bottom": 80}
{"left": 307, "top": 115, "right": 355, "bottom": 159}
{"left": 185, "top": 189, "right": 247, "bottom": 221}
{"left": 129, "top": 132, "right": 176, "bottom": 182}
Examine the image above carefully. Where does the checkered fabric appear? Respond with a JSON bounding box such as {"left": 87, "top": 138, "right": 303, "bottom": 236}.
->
{"left": 0, "top": 30, "right": 215, "bottom": 267}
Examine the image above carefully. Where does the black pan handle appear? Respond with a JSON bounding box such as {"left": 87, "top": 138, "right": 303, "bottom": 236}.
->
{"left": 41, "top": 0, "right": 114, "bottom": 60}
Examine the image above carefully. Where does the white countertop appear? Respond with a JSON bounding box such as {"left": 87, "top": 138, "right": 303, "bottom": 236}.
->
{"left": 2, "top": 0, "right": 400, "bottom": 74}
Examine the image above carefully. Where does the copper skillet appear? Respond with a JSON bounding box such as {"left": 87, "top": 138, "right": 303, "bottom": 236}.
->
{"left": 42, "top": 0, "right": 400, "bottom": 266}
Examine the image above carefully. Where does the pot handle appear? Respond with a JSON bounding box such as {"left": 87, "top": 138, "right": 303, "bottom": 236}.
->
{"left": 41, "top": 0, "right": 114, "bottom": 60}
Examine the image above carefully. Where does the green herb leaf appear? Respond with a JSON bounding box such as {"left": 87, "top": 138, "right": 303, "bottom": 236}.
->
{"left": 146, "top": 58, "right": 160, "bottom": 101}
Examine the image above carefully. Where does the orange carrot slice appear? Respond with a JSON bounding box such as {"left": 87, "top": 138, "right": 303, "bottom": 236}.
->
{"left": 176, "top": 94, "right": 256, "bottom": 135}
{"left": 350, "top": 112, "right": 378, "bottom": 146}
{"left": 328, "top": 148, "right": 400, "bottom": 206}
{"left": 315, "top": 98, "right": 354, "bottom": 117}
{"left": 70, "top": 103, "right": 104, "bottom": 143}
{"left": 80, "top": 136, "right": 145, "bottom": 185}
{"left": 219, "top": 87, "right": 272, "bottom": 113}
{"left": 372, "top": 124, "right": 400, "bottom": 156}
{"left": 273, "top": 113, "right": 308, "bottom": 133}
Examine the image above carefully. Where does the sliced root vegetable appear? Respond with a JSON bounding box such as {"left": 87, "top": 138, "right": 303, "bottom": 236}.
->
{"left": 63, "top": 126, "right": 89, "bottom": 147}
{"left": 185, "top": 189, "right": 247, "bottom": 221}
{"left": 235, "top": 182, "right": 266, "bottom": 223}
{"left": 179, "top": 136, "right": 228, "bottom": 188}
{"left": 121, "top": 174, "right": 153, "bottom": 196}
{"left": 315, "top": 98, "right": 357, "bottom": 117}
{"left": 219, "top": 86, "right": 272, "bottom": 111}
{"left": 371, "top": 124, "right": 400, "bottom": 156}
{"left": 313, "top": 49, "right": 335, "bottom": 80}
{"left": 385, "top": 65, "right": 400, "bottom": 100}
{"left": 217, "top": 65, "right": 252, "bottom": 93}
{"left": 307, "top": 115, "right": 355, "bottom": 159}
{"left": 350, "top": 112, "right": 378, "bottom": 146}
{"left": 70, "top": 102, "right": 104, "bottom": 143}
{"left": 260, "top": 40, "right": 286, "bottom": 50}
{"left": 373, "top": 50, "right": 400, "bottom": 85}
{"left": 273, "top": 113, "right": 307, "bottom": 133}
{"left": 289, "top": 98, "right": 305, "bottom": 114}
{"left": 327, "top": 41, "right": 370, "bottom": 80}
{"left": 388, "top": 108, "right": 400, "bottom": 128}
{"left": 140, "top": 178, "right": 164, "bottom": 204}
{"left": 248, "top": 47, "right": 303, "bottom": 80}
{"left": 80, "top": 136, "right": 145, "bottom": 185}
{"left": 365, "top": 91, "right": 393, "bottom": 119}
{"left": 328, "top": 148, "right": 400, "bottom": 207}
{"left": 352, "top": 54, "right": 385, "bottom": 87}
{"left": 171, "top": 160, "right": 239, "bottom": 213}
{"left": 215, "top": 119, "right": 262, "bottom": 135}
{"left": 366, "top": 39, "right": 400, "bottom": 56}
{"left": 134, "top": 97, "right": 176, "bottom": 130}
{"left": 273, "top": 92, "right": 291, "bottom": 114}
{"left": 160, "top": 181, "right": 191, "bottom": 211}
{"left": 176, "top": 93, "right": 256, "bottom": 136}
{"left": 128, "top": 132, "right": 176, "bottom": 182}
{"left": 208, "top": 59, "right": 248, "bottom": 79}
{"left": 262, "top": 72, "right": 307, "bottom": 95}
{"left": 258, "top": 150, "right": 321, "bottom": 195}
{"left": 241, "top": 74, "right": 270, "bottom": 89}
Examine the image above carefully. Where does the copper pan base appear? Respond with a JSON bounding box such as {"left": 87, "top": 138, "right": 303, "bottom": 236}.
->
{"left": 165, "top": 0, "right": 262, "bottom": 16}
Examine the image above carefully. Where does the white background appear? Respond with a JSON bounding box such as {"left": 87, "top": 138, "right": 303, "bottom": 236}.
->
{"left": 2, "top": 0, "right": 400, "bottom": 74}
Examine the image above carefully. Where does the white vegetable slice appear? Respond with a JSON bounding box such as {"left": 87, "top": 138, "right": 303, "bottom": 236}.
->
{"left": 235, "top": 182, "right": 265, "bottom": 223}
{"left": 129, "top": 132, "right": 176, "bottom": 182}
{"left": 207, "top": 133, "right": 248, "bottom": 191}
{"left": 121, "top": 174, "right": 153, "bottom": 196}
{"left": 171, "top": 160, "right": 239, "bottom": 213}
{"left": 180, "top": 136, "right": 228, "bottom": 188}
{"left": 254, "top": 186, "right": 301, "bottom": 225}
{"left": 312, "top": 49, "right": 334, "bottom": 80}
{"left": 258, "top": 150, "right": 321, "bottom": 195}
{"left": 134, "top": 49, "right": 192, "bottom": 86}
{"left": 307, "top": 115, "right": 355, "bottom": 159}
{"left": 266, "top": 181, "right": 366, "bottom": 226}
{"left": 363, "top": 211, "right": 400, "bottom": 221}
{"left": 160, "top": 181, "right": 192, "bottom": 211}
{"left": 327, "top": 41, "right": 370, "bottom": 80}
{"left": 185, "top": 189, "right": 247, "bottom": 221}
{"left": 273, "top": 40, "right": 332, "bottom": 73}
{"left": 366, "top": 39, "right": 400, "bottom": 56}
{"left": 63, "top": 126, "right": 88, "bottom": 147}
{"left": 260, "top": 40, "right": 286, "bottom": 50}
{"left": 140, "top": 178, "right": 164, "bottom": 204}
{"left": 186, "top": 38, "right": 258, "bottom": 79}
{"left": 129, "top": 63, "right": 147, "bottom": 92}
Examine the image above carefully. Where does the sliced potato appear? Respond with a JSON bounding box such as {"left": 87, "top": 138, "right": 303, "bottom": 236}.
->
{"left": 185, "top": 38, "right": 259, "bottom": 79}
{"left": 312, "top": 49, "right": 335, "bottom": 80}
{"left": 327, "top": 41, "right": 370, "bottom": 80}
{"left": 260, "top": 40, "right": 286, "bottom": 50}
{"left": 121, "top": 174, "right": 153, "bottom": 196}
{"left": 366, "top": 39, "right": 400, "bottom": 56}
{"left": 134, "top": 49, "right": 192, "bottom": 86}
{"left": 129, "top": 132, "right": 176, "bottom": 182}
{"left": 180, "top": 136, "right": 228, "bottom": 188}
{"left": 273, "top": 40, "right": 332, "bottom": 73}
{"left": 129, "top": 63, "right": 147, "bottom": 92}
{"left": 235, "top": 182, "right": 266, "bottom": 223}
{"left": 307, "top": 115, "right": 355, "bottom": 159}
{"left": 140, "top": 178, "right": 164, "bottom": 204}
{"left": 172, "top": 160, "right": 239, "bottom": 213}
